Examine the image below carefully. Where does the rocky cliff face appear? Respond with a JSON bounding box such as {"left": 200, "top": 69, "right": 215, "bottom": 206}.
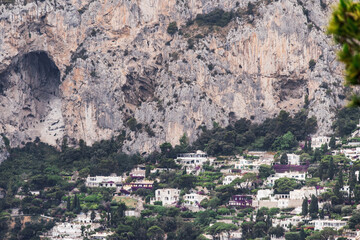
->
{"left": 0, "top": 0, "right": 346, "bottom": 153}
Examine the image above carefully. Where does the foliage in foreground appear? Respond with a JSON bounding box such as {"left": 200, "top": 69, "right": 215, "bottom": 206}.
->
{"left": 328, "top": 0, "right": 360, "bottom": 106}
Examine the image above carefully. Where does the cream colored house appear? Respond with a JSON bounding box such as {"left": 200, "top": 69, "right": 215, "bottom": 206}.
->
{"left": 153, "top": 188, "right": 180, "bottom": 206}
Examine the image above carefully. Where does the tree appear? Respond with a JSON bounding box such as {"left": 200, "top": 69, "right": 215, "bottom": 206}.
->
{"left": 160, "top": 142, "right": 174, "bottom": 158}
{"left": 328, "top": 157, "right": 335, "bottom": 180}
{"left": 241, "top": 221, "right": 254, "bottom": 239}
{"left": 350, "top": 167, "right": 357, "bottom": 203}
{"left": 237, "top": 172, "right": 257, "bottom": 190}
{"left": 306, "top": 228, "right": 337, "bottom": 240}
{"left": 179, "top": 133, "right": 189, "bottom": 149}
{"left": 269, "top": 208, "right": 280, "bottom": 216}
{"left": 333, "top": 180, "right": 344, "bottom": 205}
{"left": 280, "top": 153, "right": 288, "bottom": 165}
{"left": 313, "top": 148, "right": 321, "bottom": 162}
{"left": 147, "top": 225, "right": 165, "bottom": 240}
{"left": 304, "top": 95, "right": 310, "bottom": 109}
{"left": 67, "top": 196, "right": 71, "bottom": 211}
{"left": 274, "top": 178, "right": 301, "bottom": 194}
{"left": 272, "top": 131, "right": 298, "bottom": 151}
{"left": 300, "top": 153, "right": 311, "bottom": 164}
{"left": 208, "top": 197, "right": 221, "bottom": 209}
{"left": 145, "top": 165, "right": 151, "bottom": 178}
{"left": 339, "top": 169, "right": 344, "bottom": 188}
{"left": 309, "top": 195, "right": 319, "bottom": 217}
{"left": 306, "top": 177, "right": 321, "bottom": 187}
{"left": 259, "top": 164, "right": 273, "bottom": 178}
{"left": 300, "top": 228, "right": 306, "bottom": 240}
{"left": 61, "top": 138, "right": 68, "bottom": 152}
{"left": 0, "top": 211, "right": 10, "bottom": 238}
{"left": 302, "top": 197, "right": 308, "bottom": 216}
{"left": 159, "top": 158, "right": 177, "bottom": 169}
{"left": 253, "top": 221, "right": 267, "bottom": 238}
{"left": 112, "top": 202, "right": 127, "bottom": 225}
{"left": 81, "top": 225, "right": 86, "bottom": 237}
{"left": 319, "top": 208, "right": 325, "bottom": 219}
{"left": 285, "top": 232, "right": 300, "bottom": 240}
{"left": 167, "top": 22, "right": 178, "bottom": 35}
{"left": 321, "top": 143, "right": 328, "bottom": 154}
{"left": 176, "top": 174, "right": 197, "bottom": 189}
{"left": 309, "top": 59, "right": 316, "bottom": 71}
{"left": 176, "top": 222, "right": 202, "bottom": 240}
{"left": 266, "top": 215, "right": 272, "bottom": 229}
{"left": 91, "top": 210, "right": 96, "bottom": 221}
{"left": 329, "top": 136, "right": 336, "bottom": 149}
{"left": 332, "top": 107, "right": 360, "bottom": 137}
{"left": 268, "top": 225, "right": 285, "bottom": 238}
{"left": 207, "top": 222, "right": 238, "bottom": 239}
{"left": 72, "top": 194, "right": 78, "bottom": 212}
{"left": 349, "top": 211, "right": 360, "bottom": 229}
{"left": 328, "top": 0, "right": 360, "bottom": 106}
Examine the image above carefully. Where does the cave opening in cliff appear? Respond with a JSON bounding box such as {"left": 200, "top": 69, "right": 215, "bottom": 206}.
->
{"left": 0, "top": 51, "right": 61, "bottom": 117}
{"left": 0, "top": 51, "right": 61, "bottom": 99}
{"left": 20, "top": 51, "right": 61, "bottom": 100}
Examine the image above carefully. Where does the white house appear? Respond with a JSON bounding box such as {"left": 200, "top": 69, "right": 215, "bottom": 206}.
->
{"left": 183, "top": 193, "right": 208, "bottom": 208}
{"left": 234, "top": 157, "right": 258, "bottom": 170}
{"left": 310, "top": 219, "right": 347, "bottom": 231}
{"left": 247, "top": 151, "right": 267, "bottom": 157}
{"left": 312, "top": 136, "right": 331, "bottom": 149}
{"left": 74, "top": 212, "right": 101, "bottom": 223}
{"left": 289, "top": 187, "right": 325, "bottom": 200}
{"left": 176, "top": 150, "right": 212, "bottom": 166}
{"left": 223, "top": 175, "right": 239, "bottom": 185}
{"left": 90, "top": 232, "right": 115, "bottom": 240}
{"left": 150, "top": 168, "right": 176, "bottom": 174}
{"left": 43, "top": 212, "right": 101, "bottom": 239}
{"left": 347, "top": 142, "right": 360, "bottom": 147}
{"left": 153, "top": 188, "right": 180, "bottom": 206}
{"left": 30, "top": 191, "right": 40, "bottom": 196}
{"left": 256, "top": 189, "right": 273, "bottom": 200}
{"left": 85, "top": 174, "right": 123, "bottom": 188}
{"left": 253, "top": 198, "right": 303, "bottom": 209}
{"left": 341, "top": 185, "right": 351, "bottom": 196}
{"left": 272, "top": 216, "right": 305, "bottom": 230}
{"left": 129, "top": 165, "right": 146, "bottom": 179}
{"left": 266, "top": 171, "right": 306, "bottom": 186}
{"left": 287, "top": 154, "right": 300, "bottom": 165}
{"left": 125, "top": 210, "right": 141, "bottom": 217}
{"left": 339, "top": 148, "right": 360, "bottom": 161}
{"left": 234, "top": 155, "right": 273, "bottom": 171}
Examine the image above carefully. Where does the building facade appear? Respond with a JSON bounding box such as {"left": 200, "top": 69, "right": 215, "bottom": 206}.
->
{"left": 154, "top": 188, "right": 180, "bottom": 206}
{"left": 85, "top": 175, "right": 123, "bottom": 188}
{"left": 228, "top": 195, "right": 253, "bottom": 208}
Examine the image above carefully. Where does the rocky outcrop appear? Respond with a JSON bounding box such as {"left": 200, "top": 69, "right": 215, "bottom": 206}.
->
{"left": 0, "top": 0, "right": 346, "bottom": 153}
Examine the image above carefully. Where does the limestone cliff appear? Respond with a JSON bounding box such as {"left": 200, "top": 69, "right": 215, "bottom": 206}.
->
{"left": 0, "top": 0, "right": 346, "bottom": 153}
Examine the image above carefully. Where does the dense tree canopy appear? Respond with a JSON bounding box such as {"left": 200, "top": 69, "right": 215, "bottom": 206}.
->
{"left": 328, "top": 0, "right": 360, "bottom": 106}
{"left": 193, "top": 110, "right": 317, "bottom": 155}
{"left": 274, "top": 178, "right": 302, "bottom": 194}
